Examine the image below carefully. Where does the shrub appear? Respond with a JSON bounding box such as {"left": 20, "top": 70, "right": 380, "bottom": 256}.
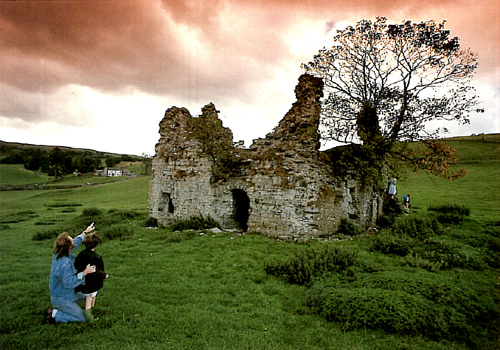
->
{"left": 436, "top": 213, "right": 464, "bottom": 225}
{"left": 82, "top": 207, "right": 103, "bottom": 217}
{"left": 382, "top": 196, "right": 403, "bottom": 216}
{"left": 391, "top": 215, "right": 442, "bottom": 238}
{"left": 307, "top": 286, "right": 446, "bottom": 337}
{"left": 335, "top": 218, "right": 361, "bottom": 236}
{"left": 264, "top": 245, "right": 357, "bottom": 285}
{"left": 488, "top": 237, "right": 500, "bottom": 252}
{"left": 400, "top": 253, "right": 442, "bottom": 272}
{"left": 144, "top": 217, "right": 158, "bottom": 228}
{"left": 306, "top": 270, "right": 497, "bottom": 344}
{"left": 485, "top": 224, "right": 500, "bottom": 237}
{"left": 74, "top": 208, "right": 146, "bottom": 229}
{"left": 169, "top": 214, "right": 219, "bottom": 231}
{"left": 369, "top": 232, "right": 413, "bottom": 256}
{"left": 428, "top": 203, "right": 470, "bottom": 216}
{"left": 107, "top": 208, "right": 141, "bottom": 219}
{"left": 376, "top": 214, "right": 396, "bottom": 228}
{"left": 415, "top": 238, "right": 487, "bottom": 270}
{"left": 484, "top": 251, "right": 500, "bottom": 268}
{"left": 32, "top": 228, "right": 60, "bottom": 241}
{"left": 448, "top": 230, "right": 492, "bottom": 248}
{"left": 99, "top": 224, "right": 133, "bottom": 240}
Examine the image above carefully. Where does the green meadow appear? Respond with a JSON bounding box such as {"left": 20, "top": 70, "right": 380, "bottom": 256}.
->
{"left": 0, "top": 164, "right": 51, "bottom": 186}
{"left": 397, "top": 135, "right": 500, "bottom": 222}
{"left": 0, "top": 135, "right": 498, "bottom": 350}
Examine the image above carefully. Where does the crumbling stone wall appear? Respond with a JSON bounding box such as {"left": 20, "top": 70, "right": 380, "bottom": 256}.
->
{"left": 149, "top": 74, "right": 382, "bottom": 239}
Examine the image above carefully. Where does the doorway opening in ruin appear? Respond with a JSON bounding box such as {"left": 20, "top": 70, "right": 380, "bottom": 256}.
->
{"left": 232, "top": 189, "right": 250, "bottom": 232}
{"left": 159, "top": 192, "right": 175, "bottom": 214}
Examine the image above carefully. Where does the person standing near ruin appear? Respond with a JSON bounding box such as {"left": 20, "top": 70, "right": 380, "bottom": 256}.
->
{"left": 402, "top": 194, "right": 411, "bottom": 214}
{"left": 388, "top": 177, "right": 398, "bottom": 198}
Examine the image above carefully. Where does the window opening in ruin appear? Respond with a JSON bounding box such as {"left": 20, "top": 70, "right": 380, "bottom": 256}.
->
{"left": 232, "top": 189, "right": 250, "bottom": 232}
{"left": 159, "top": 192, "right": 175, "bottom": 213}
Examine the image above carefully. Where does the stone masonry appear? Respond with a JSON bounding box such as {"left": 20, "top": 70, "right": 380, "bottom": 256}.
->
{"left": 149, "top": 74, "right": 382, "bottom": 239}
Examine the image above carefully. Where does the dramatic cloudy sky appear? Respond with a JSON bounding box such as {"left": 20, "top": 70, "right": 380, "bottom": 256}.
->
{"left": 1, "top": 0, "right": 498, "bottom": 155}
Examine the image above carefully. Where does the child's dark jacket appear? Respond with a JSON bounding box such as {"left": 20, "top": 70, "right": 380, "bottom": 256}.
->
{"left": 74, "top": 249, "right": 106, "bottom": 294}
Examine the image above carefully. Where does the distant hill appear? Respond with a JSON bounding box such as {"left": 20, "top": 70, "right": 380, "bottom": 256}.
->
{"left": 0, "top": 140, "right": 139, "bottom": 159}
{"left": 435, "top": 133, "right": 500, "bottom": 164}
{"left": 443, "top": 133, "right": 500, "bottom": 143}
{"left": 0, "top": 141, "right": 144, "bottom": 183}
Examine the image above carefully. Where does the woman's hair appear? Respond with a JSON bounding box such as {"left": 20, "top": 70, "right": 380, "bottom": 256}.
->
{"left": 53, "top": 233, "right": 72, "bottom": 259}
{"left": 84, "top": 232, "right": 102, "bottom": 250}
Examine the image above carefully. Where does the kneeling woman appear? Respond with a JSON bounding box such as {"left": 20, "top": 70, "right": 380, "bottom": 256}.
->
{"left": 46, "top": 223, "right": 96, "bottom": 323}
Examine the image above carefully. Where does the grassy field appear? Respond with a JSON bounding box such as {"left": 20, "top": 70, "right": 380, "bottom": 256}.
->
{"left": 0, "top": 164, "right": 51, "bottom": 185}
{"left": 397, "top": 135, "right": 500, "bottom": 222}
{"left": 0, "top": 136, "right": 498, "bottom": 350}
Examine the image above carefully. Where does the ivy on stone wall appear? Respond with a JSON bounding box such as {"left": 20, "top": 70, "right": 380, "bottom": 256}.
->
{"left": 188, "top": 103, "right": 242, "bottom": 182}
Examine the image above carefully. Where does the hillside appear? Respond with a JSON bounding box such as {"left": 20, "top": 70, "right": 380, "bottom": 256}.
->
{"left": 0, "top": 140, "right": 139, "bottom": 159}
{"left": 396, "top": 133, "right": 500, "bottom": 223}
{"left": 0, "top": 140, "right": 145, "bottom": 185}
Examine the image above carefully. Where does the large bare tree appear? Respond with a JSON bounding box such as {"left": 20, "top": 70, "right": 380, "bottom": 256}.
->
{"left": 302, "top": 17, "right": 481, "bottom": 179}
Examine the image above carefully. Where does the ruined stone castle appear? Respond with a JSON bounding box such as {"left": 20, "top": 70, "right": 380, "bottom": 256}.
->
{"left": 149, "top": 74, "right": 382, "bottom": 240}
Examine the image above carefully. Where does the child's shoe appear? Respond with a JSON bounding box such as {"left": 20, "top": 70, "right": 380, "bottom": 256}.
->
{"left": 45, "top": 308, "right": 56, "bottom": 324}
{"left": 84, "top": 309, "right": 99, "bottom": 323}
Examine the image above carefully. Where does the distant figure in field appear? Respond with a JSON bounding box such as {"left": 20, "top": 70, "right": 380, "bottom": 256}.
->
{"left": 74, "top": 232, "right": 109, "bottom": 323}
{"left": 388, "top": 177, "right": 398, "bottom": 198}
{"left": 46, "top": 223, "right": 96, "bottom": 324}
{"left": 402, "top": 194, "right": 411, "bottom": 213}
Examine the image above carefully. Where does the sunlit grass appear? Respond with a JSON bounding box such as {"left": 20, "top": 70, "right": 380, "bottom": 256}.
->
{"left": 0, "top": 136, "right": 498, "bottom": 349}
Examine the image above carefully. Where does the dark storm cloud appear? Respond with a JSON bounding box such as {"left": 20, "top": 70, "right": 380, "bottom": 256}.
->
{"left": 1, "top": 1, "right": 187, "bottom": 93}
{"left": 0, "top": 0, "right": 498, "bottom": 130}
{"left": 0, "top": 0, "right": 298, "bottom": 124}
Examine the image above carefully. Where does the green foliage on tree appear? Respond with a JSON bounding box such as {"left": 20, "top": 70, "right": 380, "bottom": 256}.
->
{"left": 23, "top": 149, "right": 48, "bottom": 171}
{"left": 0, "top": 153, "right": 25, "bottom": 164}
{"left": 105, "top": 156, "right": 121, "bottom": 168}
{"left": 141, "top": 153, "right": 152, "bottom": 175}
{"left": 48, "top": 147, "right": 64, "bottom": 178}
{"left": 120, "top": 154, "right": 138, "bottom": 162}
{"left": 76, "top": 155, "right": 100, "bottom": 173}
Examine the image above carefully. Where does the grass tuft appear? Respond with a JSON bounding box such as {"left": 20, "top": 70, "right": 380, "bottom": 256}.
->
{"left": 169, "top": 214, "right": 220, "bottom": 231}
